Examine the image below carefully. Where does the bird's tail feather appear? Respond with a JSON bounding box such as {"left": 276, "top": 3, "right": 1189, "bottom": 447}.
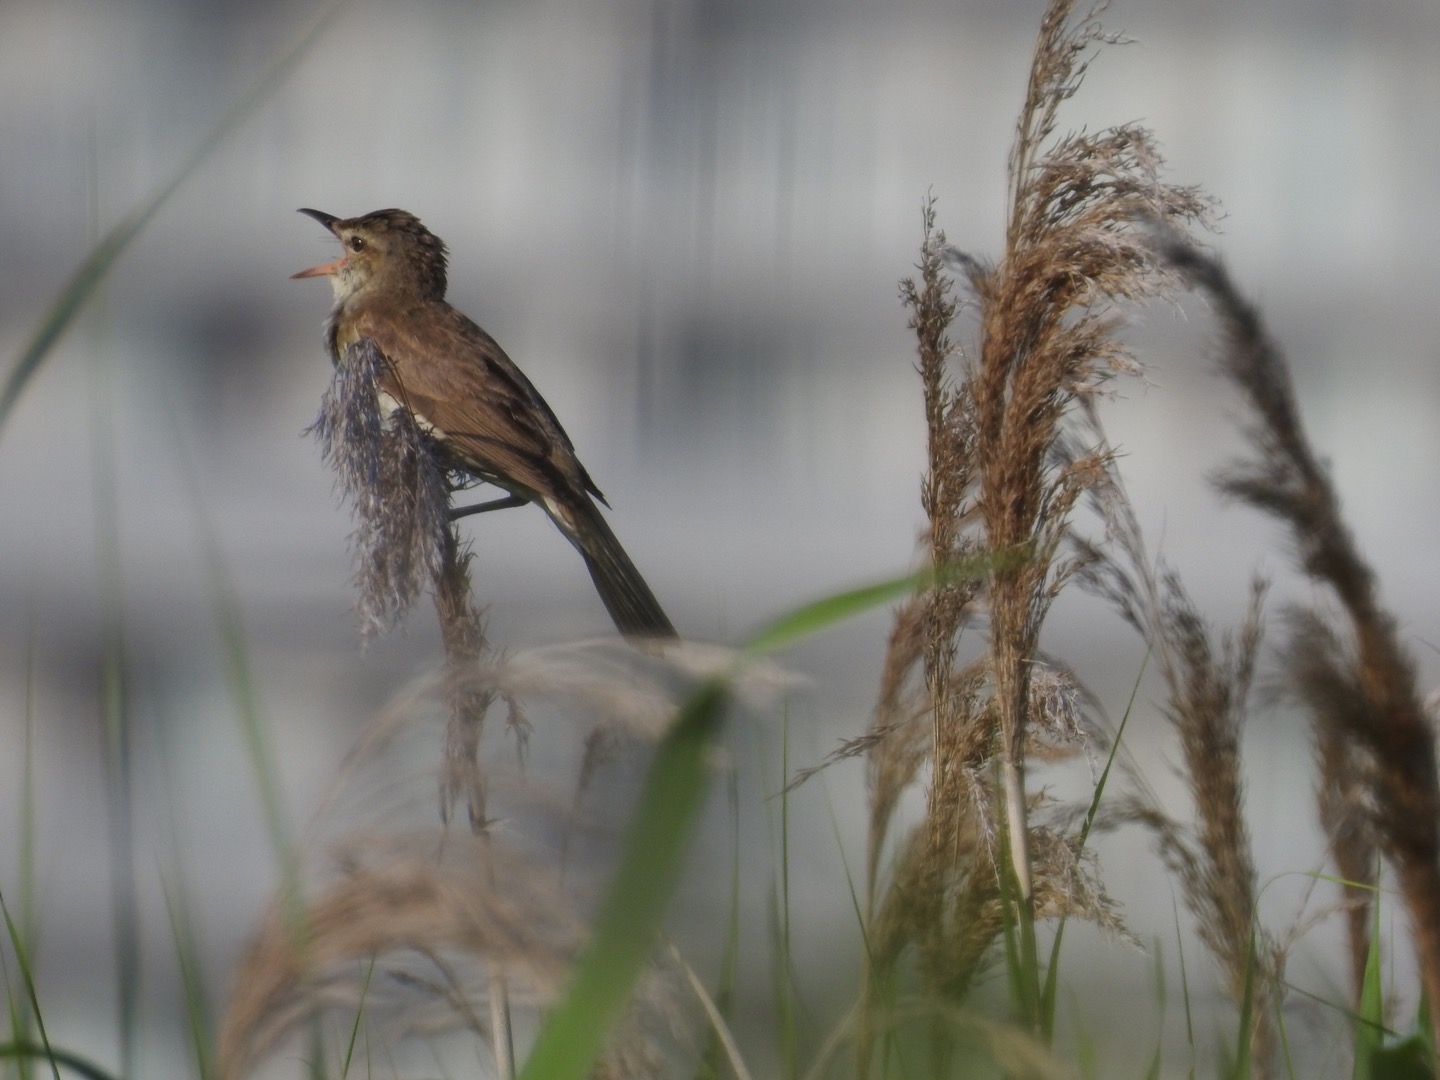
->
{"left": 558, "top": 497, "right": 676, "bottom": 639}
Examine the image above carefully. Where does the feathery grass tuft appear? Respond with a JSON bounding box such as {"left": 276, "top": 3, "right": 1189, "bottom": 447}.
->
{"left": 855, "top": 0, "right": 1214, "bottom": 1059}
{"left": 1078, "top": 484, "right": 1279, "bottom": 1072}
{"left": 309, "top": 340, "right": 451, "bottom": 640}
{"left": 1158, "top": 234, "right": 1440, "bottom": 1053}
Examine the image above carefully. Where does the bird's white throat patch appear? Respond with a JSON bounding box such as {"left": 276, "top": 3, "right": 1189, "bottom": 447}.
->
{"left": 378, "top": 389, "right": 446, "bottom": 439}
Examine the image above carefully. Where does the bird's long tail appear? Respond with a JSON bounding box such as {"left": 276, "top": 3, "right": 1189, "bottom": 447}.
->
{"left": 552, "top": 496, "right": 677, "bottom": 639}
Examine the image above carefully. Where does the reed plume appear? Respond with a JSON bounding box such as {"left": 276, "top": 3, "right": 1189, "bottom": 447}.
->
{"left": 1079, "top": 486, "right": 1279, "bottom": 1073}
{"left": 214, "top": 639, "right": 756, "bottom": 1080}
{"left": 310, "top": 337, "right": 502, "bottom": 827}
{"left": 856, "top": 0, "right": 1212, "bottom": 1051}
{"left": 1158, "top": 234, "right": 1440, "bottom": 1045}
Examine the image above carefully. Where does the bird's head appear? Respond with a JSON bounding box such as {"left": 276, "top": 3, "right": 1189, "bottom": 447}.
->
{"left": 292, "top": 208, "right": 449, "bottom": 302}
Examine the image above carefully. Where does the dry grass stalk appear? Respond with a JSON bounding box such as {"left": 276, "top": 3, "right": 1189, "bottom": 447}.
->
{"left": 215, "top": 832, "right": 579, "bottom": 1080}
{"left": 856, "top": 0, "right": 1210, "bottom": 1046}
{"left": 1282, "top": 611, "right": 1379, "bottom": 1002}
{"left": 311, "top": 337, "right": 507, "bottom": 831}
{"left": 217, "top": 639, "right": 732, "bottom": 1080}
{"left": 310, "top": 338, "right": 450, "bottom": 638}
{"left": 1158, "top": 235, "right": 1440, "bottom": 1044}
{"left": 311, "top": 335, "right": 522, "bottom": 1069}
{"left": 1079, "top": 489, "right": 1278, "bottom": 1073}
{"left": 973, "top": 0, "right": 1210, "bottom": 914}
{"left": 433, "top": 527, "right": 510, "bottom": 830}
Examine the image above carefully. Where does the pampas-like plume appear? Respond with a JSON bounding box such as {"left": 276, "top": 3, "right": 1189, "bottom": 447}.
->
{"left": 973, "top": 0, "right": 1211, "bottom": 924}
{"left": 309, "top": 338, "right": 451, "bottom": 640}
{"left": 856, "top": 0, "right": 1211, "bottom": 1047}
{"left": 216, "top": 832, "right": 581, "bottom": 1080}
{"left": 217, "top": 639, "right": 766, "bottom": 1080}
{"left": 1079, "top": 483, "right": 1278, "bottom": 1073}
{"left": 1157, "top": 234, "right": 1440, "bottom": 1044}
{"left": 309, "top": 335, "right": 513, "bottom": 1064}
{"left": 309, "top": 338, "right": 501, "bottom": 828}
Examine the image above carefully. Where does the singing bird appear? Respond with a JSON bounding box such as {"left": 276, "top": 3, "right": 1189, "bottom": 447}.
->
{"left": 292, "top": 207, "right": 676, "bottom": 639}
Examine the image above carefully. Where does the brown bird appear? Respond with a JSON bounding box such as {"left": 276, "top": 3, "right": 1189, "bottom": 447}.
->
{"left": 292, "top": 207, "right": 676, "bottom": 639}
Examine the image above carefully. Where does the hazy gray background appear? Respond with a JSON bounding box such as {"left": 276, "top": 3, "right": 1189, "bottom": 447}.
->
{"left": 1, "top": 0, "right": 1438, "bottom": 1075}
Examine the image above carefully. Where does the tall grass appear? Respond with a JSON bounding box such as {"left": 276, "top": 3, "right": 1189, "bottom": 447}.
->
{"left": 1160, "top": 235, "right": 1440, "bottom": 1055}
{"left": 0, "top": 7, "right": 341, "bottom": 1080}
{"left": 4, "top": 1, "right": 1436, "bottom": 1079}
{"left": 860, "top": 0, "right": 1209, "bottom": 1064}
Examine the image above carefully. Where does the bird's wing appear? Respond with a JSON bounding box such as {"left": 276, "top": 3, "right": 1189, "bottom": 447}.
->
{"left": 351, "top": 300, "right": 606, "bottom": 505}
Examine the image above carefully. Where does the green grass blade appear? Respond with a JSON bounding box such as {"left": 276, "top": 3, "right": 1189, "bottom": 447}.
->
{"left": 0, "top": 890, "right": 62, "bottom": 1080}
{"left": 166, "top": 406, "right": 304, "bottom": 922}
{"left": 8, "top": 611, "right": 42, "bottom": 1075}
{"left": 1172, "top": 895, "right": 1196, "bottom": 1080}
{"left": 0, "top": 1042, "right": 121, "bottom": 1080}
{"left": 744, "top": 572, "right": 932, "bottom": 658}
{"left": 771, "top": 714, "right": 800, "bottom": 1080}
{"left": 1229, "top": 928, "right": 1256, "bottom": 1080}
{"left": 1415, "top": 985, "right": 1437, "bottom": 1074}
{"left": 743, "top": 557, "right": 992, "bottom": 658}
{"left": 1143, "top": 941, "right": 1166, "bottom": 1080}
{"left": 1040, "top": 646, "right": 1151, "bottom": 1042}
{"left": 88, "top": 320, "right": 143, "bottom": 1080}
{"left": 1353, "top": 896, "right": 1385, "bottom": 1080}
{"left": 692, "top": 756, "right": 743, "bottom": 1080}
{"left": 159, "top": 872, "right": 215, "bottom": 1080}
{"left": 338, "top": 957, "right": 376, "bottom": 1080}
{"left": 0, "top": 0, "right": 346, "bottom": 437}
{"left": 821, "top": 769, "right": 868, "bottom": 968}
{"left": 517, "top": 679, "right": 730, "bottom": 1080}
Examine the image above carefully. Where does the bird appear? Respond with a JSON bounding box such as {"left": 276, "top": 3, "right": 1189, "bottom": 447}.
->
{"left": 292, "top": 207, "right": 676, "bottom": 639}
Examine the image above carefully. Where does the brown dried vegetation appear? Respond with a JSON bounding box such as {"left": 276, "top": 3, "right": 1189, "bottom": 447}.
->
{"left": 861, "top": 0, "right": 1210, "bottom": 1053}
{"left": 214, "top": 2, "right": 1440, "bottom": 1077}
{"left": 1160, "top": 235, "right": 1440, "bottom": 1046}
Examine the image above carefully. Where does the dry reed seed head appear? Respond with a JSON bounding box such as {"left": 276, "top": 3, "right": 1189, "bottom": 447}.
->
{"left": 1028, "top": 827, "right": 1133, "bottom": 943}
{"left": 217, "top": 641, "right": 747, "bottom": 1079}
{"left": 941, "top": 246, "right": 991, "bottom": 293}
{"left": 216, "top": 830, "right": 585, "bottom": 1080}
{"left": 871, "top": 820, "right": 1005, "bottom": 990}
{"left": 1310, "top": 667, "right": 1382, "bottom": 999}
{"left": 309, "top": 338, "right": 453, "bottom": 637}
{"left": 963, "top": 0, "right": 1217, "bottom": 927}
{"left": 872, "top": 0, "right": 1229, "bottom": 1026}
{"left": 1068, "top": 444, "right": 1276, "bottom": 1031}
{"left": 471, "top": 638, "right": 797, "bottom": 743}
{"left": 1024, "top": 664, "right": 1085, "bottom": 753}
{"left": 1129, "top": 576, "right": 1273, "bottom": 1025}
{"left": 1286, "top": 608, "right": 1382, "bottom": 829}
{"left": 1163, "top": 239, "right": 1440, "bottom": 935}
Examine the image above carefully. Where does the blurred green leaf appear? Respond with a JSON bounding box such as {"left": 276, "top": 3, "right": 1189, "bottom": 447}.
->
{"left": 743, "top": 556, "right": 993, "bottom": 658}
{"left": 0, "top": 0, "right": 345, "bottom": 436}
{"left": 518, "top": 679, "right": 730, "bottom": 1080}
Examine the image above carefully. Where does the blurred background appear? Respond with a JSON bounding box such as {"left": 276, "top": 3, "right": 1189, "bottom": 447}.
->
{"left": 1, "top": 0, "right": 1438, "bottom": 1075}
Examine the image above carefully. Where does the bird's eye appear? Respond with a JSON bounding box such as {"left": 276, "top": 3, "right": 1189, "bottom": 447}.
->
{"left": 348, "top": 235, "right": 365, "bottom": 253}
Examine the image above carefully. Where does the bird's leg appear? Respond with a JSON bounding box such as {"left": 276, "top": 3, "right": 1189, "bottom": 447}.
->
{"left": 448, "top": 493, "right": 529, "bottom": 521}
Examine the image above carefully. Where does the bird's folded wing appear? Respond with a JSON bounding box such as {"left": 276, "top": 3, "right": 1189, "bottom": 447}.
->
{"left": 352, "top": 303, "right": 600, "bottom": 503}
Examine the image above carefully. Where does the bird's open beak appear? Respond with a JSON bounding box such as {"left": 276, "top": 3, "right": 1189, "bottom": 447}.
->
{"left": 292, "top": 208, "right": 343, "bottom": 279}
{"left": 291, "top": 259, "right": 342, "bottom": 279}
